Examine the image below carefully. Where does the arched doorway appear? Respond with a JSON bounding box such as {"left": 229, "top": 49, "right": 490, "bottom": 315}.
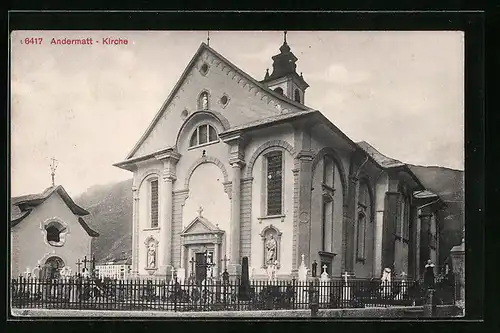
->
{"left": 43, "top": 256, "right": 65, "bottom": 279}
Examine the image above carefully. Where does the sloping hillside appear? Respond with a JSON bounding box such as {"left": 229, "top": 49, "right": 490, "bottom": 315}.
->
{"left": 75, "top": 179, "right": 133, "bottom": 263}
{"left": 76, "top": 165, "right": 464, "bottom": 265}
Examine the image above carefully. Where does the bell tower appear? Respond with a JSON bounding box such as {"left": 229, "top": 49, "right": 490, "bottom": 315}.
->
{"left": 261, "top": 31, "right": 309, "bottom": 104}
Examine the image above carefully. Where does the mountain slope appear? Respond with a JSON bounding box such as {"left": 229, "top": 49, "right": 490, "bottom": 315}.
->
{"left": 75, "top": 179, "right": 133, "bottom": 263}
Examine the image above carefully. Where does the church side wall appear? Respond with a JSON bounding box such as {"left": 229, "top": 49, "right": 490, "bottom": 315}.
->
{"left": 10, "top": 194, "right": 92, "bottom": 278}
{"left": 308, "top": 129, "right": 352, "bottom": 277}
{"left": 243, "top": 125, "right": 295, "bottom": 278}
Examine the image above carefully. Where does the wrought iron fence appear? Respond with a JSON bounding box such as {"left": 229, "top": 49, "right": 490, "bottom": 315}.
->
{"left": 10, "top": 276, "right": 457, "bottom": 312}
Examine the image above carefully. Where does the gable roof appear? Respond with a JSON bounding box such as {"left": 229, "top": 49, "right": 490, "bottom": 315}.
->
{"left": 180, "top": 215, "right": 224, "bottom": 235}
{"left": 10, "top": 185, "right": 99, "bottom": 237}
{"left": 124, "top": 42, "right": 311, "bottom": 161}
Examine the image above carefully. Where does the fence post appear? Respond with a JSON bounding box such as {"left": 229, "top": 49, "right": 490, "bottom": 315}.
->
{"left": 309, "top": 281, "right": 319, "bottom": 317}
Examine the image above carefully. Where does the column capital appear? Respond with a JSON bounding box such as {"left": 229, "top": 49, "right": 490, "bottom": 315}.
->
{"left": 296, "top": 150, "right": 315, "bottom": 161}
{"left": 155, "top": 150, "right": 181, "bottom": 163}
{"left": 229, "top": 158, "right": 246, "bottom": 168}
{"left": 162, "top": 171, "right": 177, "bottom": 182}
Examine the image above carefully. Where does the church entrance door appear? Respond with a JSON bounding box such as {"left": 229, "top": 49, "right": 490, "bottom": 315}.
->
{"left": 195, "top": 252, "right": 207, "bottom": 282}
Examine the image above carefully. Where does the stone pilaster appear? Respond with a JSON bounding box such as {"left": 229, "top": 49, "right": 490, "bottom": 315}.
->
{"left": 418, "top": 210, "right": 432, "bottom": 276}
{"left": 382, "top": 191, "right": 401, "bottom": 271}
{"left": 221, "top": 132, "right": 246, "bottom": 278}
{"left": 131, "top": 186, "right": 140, "bottom": 276}
{"left": 156, "top": 150, "right": 181, "bottom": 278}
{"left": 229, "top": 160, "right": 244, "bottom": 276}
{"left": 343, "top": 175, "right": 359, "bottom": 274}
{"left": 296, "top": 150, "right": 314, "bottom": 270}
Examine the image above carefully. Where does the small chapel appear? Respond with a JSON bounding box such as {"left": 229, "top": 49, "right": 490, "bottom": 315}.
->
{"left": 114, "top": 33, "right": 445, "bottom": 281}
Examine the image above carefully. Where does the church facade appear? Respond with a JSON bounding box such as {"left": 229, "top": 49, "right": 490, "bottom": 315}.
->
{"left": 114, "top": 36, "right": 444, "bottom": 281}
{"left": 10, "top": 185, "right": 99, "bottom": 278}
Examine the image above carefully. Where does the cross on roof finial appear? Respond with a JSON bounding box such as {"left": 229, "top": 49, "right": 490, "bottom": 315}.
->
{"left": 207, "top": 31, "right": 210, "bottom": 47}
{"left": 49, "top": 157, "right": 58, "bottom": 187}
{"left": 197, "top": 205, "right": 203, "bottom": 217}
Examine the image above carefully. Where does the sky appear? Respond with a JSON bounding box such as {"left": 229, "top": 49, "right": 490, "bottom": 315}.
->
{"left": 10, "top": 30, "right": 464, "bottom": 197}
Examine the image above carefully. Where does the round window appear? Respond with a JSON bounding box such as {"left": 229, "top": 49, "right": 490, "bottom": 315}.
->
{"left": 200, "top": 63, "right": 209, "bottom": 75}
{"left": 220, "top": 95, "right": 229, "bottom": 106}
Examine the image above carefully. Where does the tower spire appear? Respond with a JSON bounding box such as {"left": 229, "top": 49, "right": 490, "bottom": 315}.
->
{"left": 207, "top": 31, "right": 210, "bottom": 47}
{"left": 284, "top": 30, "right": 287, "bottom": 44}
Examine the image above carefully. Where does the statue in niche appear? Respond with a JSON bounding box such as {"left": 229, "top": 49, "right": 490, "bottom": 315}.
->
{"left": 147, "top": 243, "right": 156, "bottom": 269}
{"left": 265, "top": 234, "right": 278, "bottom": 264}
{"left": 202, "top": 93, "right": 209, "bottom": 110}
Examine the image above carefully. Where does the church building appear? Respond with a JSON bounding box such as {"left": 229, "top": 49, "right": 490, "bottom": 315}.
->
{"left": 114, "top": 34, "right": 444, "bottom": 281}
{"left": 10, "top": 185, "right": 99, "bottom": 279}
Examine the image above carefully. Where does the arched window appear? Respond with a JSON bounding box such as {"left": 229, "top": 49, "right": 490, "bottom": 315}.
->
{"left": 322, "top": 194, "right": 334, "bottom": 252}
{"left": 189, "top": 124, "right": 218, "bottom": 148}
{"left": 321, "top": 155, "right": 336, "bottom": 253}
{"left": 265, "top": 151, "right": 283, "bottom": 216}
{"left": 198, "top": 91, "right": 210, "bottom": 110}
{"left": 44, "top": 221, "right": 67, "bottom": 246}
{"left": 356, "top": 180, "right": 371, "bottom": 261}
{"left": 274, "top": 87, "right": 284, "bottom": 95}
{"left": 149, "top": 178, "right": 159, "bottom": 228}
{"left": 294, "top": 89, "right": 301, "bottom": 103}
{"left": 44, "top": 256, "right": 65, "bottom": 279}
{"left": 323, "top": 155, "right": 335, "bottom": 188}
{"left": 396, "top": 185, "right": 410, "bottom": 242}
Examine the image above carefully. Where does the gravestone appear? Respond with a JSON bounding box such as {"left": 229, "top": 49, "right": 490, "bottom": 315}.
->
{"left": 298, "top": 254, "right": 309, "bottom": 282}
{"left": 311, "top": 260, "right": 318, "bottom": 278}
{"left": 239, "top": 257, "right": 250, "bottom": 301}
{"left": 319, "top": 265, "right": 330, "bottom": 303}
{"left": 424, "top": 260, "right": 436, "bottom": 290}
{"left": 342, "top": 272, "right": 352, "bottom": 301}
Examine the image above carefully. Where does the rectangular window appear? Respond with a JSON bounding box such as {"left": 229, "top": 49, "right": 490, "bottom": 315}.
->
{"left": 266, "top": 151, "right": 283, "bottom": 216}
{"left": 199, "top": 125, "right": 208, "bottom": 144}
{"left": 356, "top": 210, "right": 366, "bottom": 260}
{"left": 150, "top": 179, "right": 159, "bottom": 228}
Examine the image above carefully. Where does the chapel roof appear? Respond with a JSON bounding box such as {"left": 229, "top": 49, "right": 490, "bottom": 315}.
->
{"left": 10, "top": 185, "right": 99, "bottom": 237}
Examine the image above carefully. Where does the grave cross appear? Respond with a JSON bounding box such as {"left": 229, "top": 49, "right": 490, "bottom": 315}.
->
{"left": 322, "top": 264, "right": 328, "bottom": 274}
{"left": 83, "top": 256, "right": 88, "bottom": 270}
{"left": 76, "top": 259, "right": 82, "bottom": 274}
{"left": 221, "top": 255, "right": 230, "bottom": 272}
{"left": 189, "top": 257, "right": 196, "bottom": 277}
{"left": 400, "top": 271, "right": 407, "bottom": 280}
{"left": 343, "top": 272, "right": 349, "bottom": 283}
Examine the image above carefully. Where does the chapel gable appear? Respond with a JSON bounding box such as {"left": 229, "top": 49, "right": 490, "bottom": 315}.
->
{"left": 124, "top": 42, "right": 310, "bottom": 161}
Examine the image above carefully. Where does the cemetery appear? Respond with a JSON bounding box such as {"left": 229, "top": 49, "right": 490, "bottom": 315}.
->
{"left": 11, "top": 251, "right": 462, "bottom": 316}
